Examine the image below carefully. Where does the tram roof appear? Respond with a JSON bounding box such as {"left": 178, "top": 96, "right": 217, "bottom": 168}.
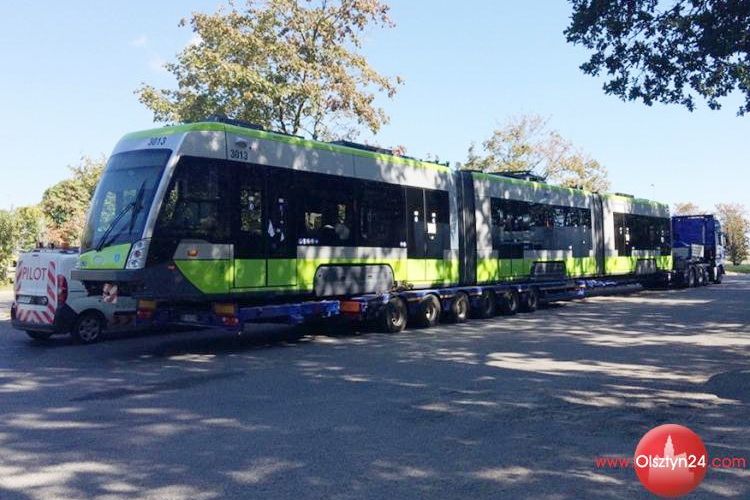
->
{"left": 123, "top": 121, "right": 451, "bottom": 173}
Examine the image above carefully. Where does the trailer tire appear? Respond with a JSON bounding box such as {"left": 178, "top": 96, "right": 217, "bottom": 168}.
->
{"left": 473, "top": 290, "right": 496, "bottom": 319}
{"left": 447, "top": 292, "right": 469, "bottom": 323}
{"left": 687, "top": 268, "right": 696, "bottom": 288}
{"left": 520, "top": 288, "right": 539, "bottom": 313}
{"left": 25, "top": 331, "right": 53, "bottom": 341}
{"left": 695, "top": 267, "right": 705, "bottom": 286}
{"left": 498, "top": 290, "right": 519, "bottom": 315}
{"left": 414, "top": 294, "right": 441, "bottom": 328}
{"left": 378, "top": 297, "right": 408, "bottom": 333}
{"left": 71, "top": 311, "right": 105, "bottom": 344}
{"left": 700, "top": 267, "right": 709, "bottom": 286}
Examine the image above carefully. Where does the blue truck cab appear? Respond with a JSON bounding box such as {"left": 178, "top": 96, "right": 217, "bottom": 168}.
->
{"left": 671, "top": 215, "right": 725, "bottom": 286}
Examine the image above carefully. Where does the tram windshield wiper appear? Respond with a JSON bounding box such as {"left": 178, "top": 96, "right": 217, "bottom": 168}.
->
{"left": 94, "top": 181, "right": 146, "bottom": 252}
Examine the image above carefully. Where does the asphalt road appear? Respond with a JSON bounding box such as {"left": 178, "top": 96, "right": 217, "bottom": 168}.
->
{"left": 0, "top": 277, "right": 748, "bottom": 499}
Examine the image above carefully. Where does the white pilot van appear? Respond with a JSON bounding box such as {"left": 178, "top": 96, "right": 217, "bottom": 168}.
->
{"left": 11, "top": 249, "right": 136, "bottom": 343}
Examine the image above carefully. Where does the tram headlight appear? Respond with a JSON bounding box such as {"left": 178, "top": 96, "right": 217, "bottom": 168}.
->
{"left": 126, "top": 239, "right": 150, "bottom": 270}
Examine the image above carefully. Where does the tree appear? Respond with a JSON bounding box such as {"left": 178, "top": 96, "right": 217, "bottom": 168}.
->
{"left": 715, "top": 203, "right": 750, "bottom": 265}
{"left": 565, "top": 1, "right": 750, "bottom": 115}
{"left": 41, "top": 156, "right": 106, "bottom": 247}
{"left": 137, "top": 0, "right": 402, "bottom": 140}
{"left": 673, "top": 201, "right": 701, "bottom": 215}
{"left": 0, "top": 210, "right": 15, "bottom": 284}
{"left": 13, "top": 206, "right": 47, "bottom": 251}
{"left": 464, "top": 114, "right": 611, "bottom": 192}
{"left": 42, "top": 179, "right": 90, "bottom": 247}
{"left": 69, "top": 154, "right": 106, "bottom": 198}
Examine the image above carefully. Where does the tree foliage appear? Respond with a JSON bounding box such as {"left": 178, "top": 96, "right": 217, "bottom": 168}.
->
{"left": 0, "top": 156, "right": 104, "bottom": 281}
{"left": 41, "top": 155, "right": 106, "bottom": 247}
{"left": 565, "top": 0, "right": 750, "bottom": 115}
{"left": 464, "top": 114, "right": 611, "bottom": 192}
{"left": 13, "top": 206, "right": 47, "bottom": 251}
{"left": 0, "top": 210, "right": 15, "bottom": 284}
{"left": 137, "top": 0, "right": 402, "bottom": 140}
{"left": 715, "top": 202, "right": 750, "bottom": 265}
{"left": 673, "top": 201, "right": 701, "bottom": 215}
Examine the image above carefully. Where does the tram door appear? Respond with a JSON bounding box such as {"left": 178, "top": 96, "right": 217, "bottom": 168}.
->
{"left": 233, "top": 165, "right": 297, "bottom": 289}
{"left": 234, "top": 165, "right": 267, "bottom": 288}
{"left": 265, "top": 168, "right": 296, "bottom": 287}
{"left": 406, "top": 188, "right": 426, "bottom": 282}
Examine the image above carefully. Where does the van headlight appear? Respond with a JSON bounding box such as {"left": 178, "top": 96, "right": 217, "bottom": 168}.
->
{"left": 126, "top": 239, "right": 150, "bottom": 270}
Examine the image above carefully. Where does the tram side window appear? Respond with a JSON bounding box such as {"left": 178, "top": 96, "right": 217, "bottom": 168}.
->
{"left": 239, "top": 187, "right": 262, "bottom": 236}
{"left": 491, "top": 198, "right": 592, "bottom": 258}
{"left": 613, "top": 213, "right": 671, "bottom": 256}
{"left": 491, "top": 199, "right": 529, "bottom": 258}
{"left": 553, "top": 205, "right": 592, "bottom": 257}
{"left": 359, "top": 182, "right": 406, "bottom": 248}
{"left": 154, "top": 158, "right": 230, "bottom": 242}
{"left": 298, "top": 173, "right": 354, "bottom": 246}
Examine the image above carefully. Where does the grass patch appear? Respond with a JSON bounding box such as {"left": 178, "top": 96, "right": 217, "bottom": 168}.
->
{"left": 726, "top": 264, "right": 750, "bottom": 274}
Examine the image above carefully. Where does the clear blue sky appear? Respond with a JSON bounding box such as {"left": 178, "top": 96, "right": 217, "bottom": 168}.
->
{"left": 1, "top": 1, "right": 748, "bottom": 212}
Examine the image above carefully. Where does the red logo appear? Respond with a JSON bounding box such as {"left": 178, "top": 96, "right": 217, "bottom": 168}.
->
{"left": 634, "top": 424, "right": 707, "bottom": 497}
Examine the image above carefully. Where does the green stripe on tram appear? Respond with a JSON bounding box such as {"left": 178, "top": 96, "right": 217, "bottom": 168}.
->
{"left": 174, "top": 257, "right": 460, "bottom": 295}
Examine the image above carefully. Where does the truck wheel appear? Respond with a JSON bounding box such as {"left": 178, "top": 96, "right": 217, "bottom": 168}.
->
{"left": 71, "top": 311, "right": 105, "bottom": 344}
{"left": 25, "top": 331, "right": 52, "bottom": 341}
{"left": 700, "top": 267, "right": 710, "bottom": 286}
{"left": 498, "top": 290, "right": 519, "bottom": 315}
{"left": 414, "top": 294, "right": 441, "bottom": 328}
{"left": 714, "top": 267, "right": 723, "bottom": 284}
{"left": 378, "top": 297, "right": 407, "bottom": 333}
{"left": 473, "top": 290, "right": 496, "bottom": 319}
{"left": 447, "top": 292, "right": 469, "bottom": 323}
{"left": 695, "top": 267, "right": 705, "bottom": 286}
{"left": 520, "top": 288, "right": 539, "bottom": 313}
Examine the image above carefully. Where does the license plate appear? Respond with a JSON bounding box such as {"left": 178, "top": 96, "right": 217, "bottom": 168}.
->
{"left": 180, "top": 314, "right": 199, "bottom": 323}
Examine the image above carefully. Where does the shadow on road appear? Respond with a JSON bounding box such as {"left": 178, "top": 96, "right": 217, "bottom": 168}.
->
{"left": 0, "top": 277, "right": 748, "bottom": 499}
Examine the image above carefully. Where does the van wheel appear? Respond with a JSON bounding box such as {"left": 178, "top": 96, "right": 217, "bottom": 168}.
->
{"left": 520, "top": 288, "right": 539, "bottom": 313}
{"left": 447, "top": 292, "right": 469, "bottom": 323}
{"left": 378, "top": 297, "right": 407, "bottom": 333}
{"left": 498, "top": 290, "right": 519, "bottom": 315}
{"left": 26, "top": 331, "right": 52, "bottom": 341}
{"left": 71, "top": 311, "right": 105, "bottom": 344}
{"left": 414, "top": 295, "right": 441, "bottom": 328}
{"left": 473, "top": 290, "right": 496, "bottom": 319}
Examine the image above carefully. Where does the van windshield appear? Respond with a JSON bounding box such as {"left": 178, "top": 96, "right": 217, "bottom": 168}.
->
{"left": 80, "top": 149, "right": 171, "bottom": 252}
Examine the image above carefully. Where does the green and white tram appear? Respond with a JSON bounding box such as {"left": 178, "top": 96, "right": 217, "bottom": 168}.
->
{"left": 74, "top": 119, "right": 671, "bottom": 304}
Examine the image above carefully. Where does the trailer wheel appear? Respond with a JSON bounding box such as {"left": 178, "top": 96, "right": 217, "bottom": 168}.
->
{"left": 695, "top": 267, "right": 705, "bottom": 286}
{"left": 498, "top": 290, "right": 519, "bottom": 315}
{"left": 687, "top": 268, "right": 696, "bottom": 288}
{"left": 473, "top": 290, "right": 496, "bottom": 319}
{"left": 71, "top": 311, "right": 105, "bottom": 344}
{"left": 447, "top": 292, "right": 469, "bottom": 323}
{"left": 378, "top": 296, "right": 407, "bottom": 333}
{"left": 414, "top": 295, "right": 441, "bottom": 328}
{"left": 25, "top": 331, "right": 53, "bottom": 341}
{"left": 520, "top": 288, "right": 539, "bottom": 313}
{"left": 700, "top": 267, "right": 710, "bottom": 286}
